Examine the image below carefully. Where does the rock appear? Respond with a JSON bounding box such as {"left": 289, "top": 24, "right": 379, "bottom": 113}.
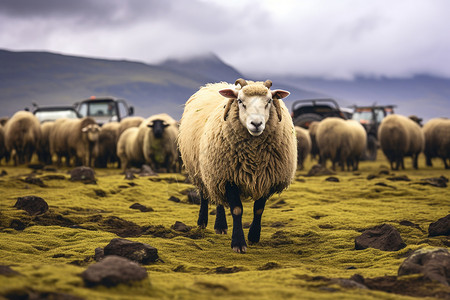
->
{"left": 0, "top": 265, "right": 21, "bottom": 276}
{"left": 22, "top": 175, "right": 47, "bottom": 187}
{"left": 306, "top": 164, "right": 335, "bottom": 177}
{"left": 418, "top": 176, "right": 448, "bottom": 188}
{"left": 94, "top": 247, "right": 105, "bottom": 261}
{"left": 171, "top": 221, "right": 191, "bottom": 232}
{"left": 14, "top": 196, "right": 48, "bottom": 215}
{"left": 428, "top": 214, "right": 450, "bottom": 237}
{"left": 398, "top": 248, "right": 450, "bottom": 286}
{"left": 103, "top": 238, "right": 159, "bottom": 264}
{"left": 81, "top": 255, "right": 148, "bottom": 287}
{"left": 325, "top": 176, "right": 339, "bottom": 182}
{"left": 0, "top": 170, "right": 7, "bottom": 177}
{"left": 367, "top": 174, "right": 378, "bottom": 180}
{"left": 355, "top": 224, "right": 406, "bottom": 251}
{"left": 168, "top": 196, "right": 181, "bottom": 203}
{"left": 124, "top": 170, "right": 136, "bottom": 180}
{"left": 139, "top": 164, "right": 157, "bottom": 176}
{"left": 387, "top": 175, "right": 410, "bottom": 181}
{"left": 70, "top": 166, "right": 96, "bottom": 184}
{"left": 129, "top": 203, "right": 154, "bottom": 212}
{"left": 187, "top": 190, "right": 201, "bottom": 204}
{"left": 257, "top": 262, "right": 281, "bottom": 270}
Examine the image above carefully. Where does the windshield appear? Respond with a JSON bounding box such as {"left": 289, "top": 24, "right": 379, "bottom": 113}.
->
{"left": 352, "top": 111, "right": 373, "bottom": 124}
{"left": 79, "top": 101, "right": 117, "bottom": 117}
{"left": 35, "top": 110, "right": 79, "bottom": 122}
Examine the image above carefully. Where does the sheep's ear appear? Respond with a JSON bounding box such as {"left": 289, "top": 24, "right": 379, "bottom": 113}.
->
{"left": 271, "top": 89, "right": 290, "bottom": 99}
{"left": 81, "top": 127, "right": 88, "bottom": 132}
{"left": 219, "top": 89, "right": 238, "bottom": 99}
{"left": 147, "top": 122, "right": 154, "bottom": 128}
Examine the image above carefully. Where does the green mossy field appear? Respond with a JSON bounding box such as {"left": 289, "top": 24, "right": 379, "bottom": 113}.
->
{"left": 0, "top": 152, "right": 449, "bottom": 299}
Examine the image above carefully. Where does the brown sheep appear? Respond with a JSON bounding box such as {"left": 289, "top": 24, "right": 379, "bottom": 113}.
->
{"left": 295, "top": 126, "right": 311, "bottom": 170}
{"left": 4, "top": 111, "right": 41, "bottom": 165}
{"left": 423, "top": 118, "right": 450, "bottom": 169}
{"left": 38, "top": 121, "right": 54, "bottom": 165}
{"left": 94, "top": 121, "right": 120, "bottom": 168}
{"left": 378, "top": 114, "right": 424, "bottom": 170}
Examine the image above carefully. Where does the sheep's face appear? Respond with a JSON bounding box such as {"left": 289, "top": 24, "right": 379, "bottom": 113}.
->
{"left": 147, "top": 119, "right": 169, "bottom": 138}
{"left": 220, "top": 85, "right": 290, "bottom": 137}
{"left": 81, "top": 124, "right": 100, "bottom": 142}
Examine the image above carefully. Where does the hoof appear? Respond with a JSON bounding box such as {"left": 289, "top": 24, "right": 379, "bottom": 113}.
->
{"left": 215, "top": 229, "right": 228, "bottom": 234}
{"left": 232, "top": 246, "right": 247, "bottom": 253}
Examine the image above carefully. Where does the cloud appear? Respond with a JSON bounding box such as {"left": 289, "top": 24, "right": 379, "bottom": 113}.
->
{"left": 0, "top": 0, "right": 449, "bottom": 79}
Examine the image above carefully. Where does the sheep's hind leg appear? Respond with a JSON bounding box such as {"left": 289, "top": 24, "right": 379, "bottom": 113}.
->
{"left": 226, "top": 182, "right": 247, "bottom": 253}
{"left": 248, "top": 196, "right": 268, "bottom": 244}
{"left": 214, "top": 204, "right": 228, "bottom": 234}
{"left": 197, "top": 192, "right": 208, "bottom": 228}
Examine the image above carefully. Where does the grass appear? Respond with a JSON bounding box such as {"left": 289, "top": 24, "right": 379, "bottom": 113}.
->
{"left": 0, "top": 151, "right": 449, "bottom": 299}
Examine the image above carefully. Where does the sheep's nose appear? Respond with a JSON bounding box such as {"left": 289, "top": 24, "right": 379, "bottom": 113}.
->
{"left": 251, "top": 121, "right": 262, "bottom": 129}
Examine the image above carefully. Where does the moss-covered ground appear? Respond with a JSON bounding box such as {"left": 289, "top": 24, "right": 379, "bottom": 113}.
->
{"left": 0, "top": 152, "right": 449, "bottom": 299}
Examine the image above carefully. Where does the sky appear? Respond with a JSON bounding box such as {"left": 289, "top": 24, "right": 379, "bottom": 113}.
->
{"left": 0, "top": 0, "right": 449, "bottom": 79}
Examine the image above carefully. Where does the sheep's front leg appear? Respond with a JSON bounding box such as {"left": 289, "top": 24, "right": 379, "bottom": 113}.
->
{"left": 226, "top": 183, "right": 246, "bottom": 253}
{"left": 248, "top": 196, "right": 268, "bottom": 244}
{"left": 214, "top": 204, "right": 228, "bottom": 234}
{"left": 197, "top": 192, "right": 208, "bottom": 228}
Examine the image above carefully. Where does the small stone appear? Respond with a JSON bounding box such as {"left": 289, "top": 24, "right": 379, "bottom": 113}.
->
{"left": 168, "top": 196, "right": 181, "bottom": 203}
{"left": 306, "top": 164, "right": 335, "bottom": 177}
{"left": 81, "top": 255, "right": 148, "bottom": 287}
{"left": 171, "top": 221, "right": 191, "bottom": 232}
{"left": 129, "top": 203, "right": 154, "bottom": 212}
{"left": 70, "top": 166, "right": 96, "bottom": 184}
{"left": 103, "top": 238, "right": 159, "bottom": 264}
{"left": 428, "top": 214, "right": 450, "bottom": 237}
{"left": 124, "top": 170, "right": 136, "bottom": 180}
{"left": 14, "top": 196, "right": 48, "bottom": 215}
{"left": 387, "top": 175, "right": 410, "bottom": 181}
{"left": 0, "top": 265, "right": 21, "bottom": 276}
{"left": 325, "top": 176, "right": 339, "bottom": 182}
{"left": 139, "top": 164, "right": 157, "bottom": 176}
{"left": 94, "top": 247, "right": 105, "bottom": 261}
{"left": 355, "top": 224, "right": 406, "bottom": 251}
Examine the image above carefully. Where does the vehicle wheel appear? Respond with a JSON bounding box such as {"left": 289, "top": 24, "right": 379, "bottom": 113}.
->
{"left": 364, "top": 135, "right": 378, "bottom": 161}
{"left": 293, "top": 113, "right": 323, "bottom": 128}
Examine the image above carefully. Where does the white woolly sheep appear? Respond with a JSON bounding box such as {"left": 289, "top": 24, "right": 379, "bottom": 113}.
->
{"left": 378, "top": 114, "right": 424, "bottom": 170}
{"left": 178, "top": 78, "right": 296, "bottom": 253}
{"left": 346, "top": 119, "right": 367, "bottom": 171}
{"left": 118, "top": 116, "right": 144, "bottom": 137}
{"left": 140, "top": 113, "right": 179, "bottom": 173}
{"left": 0, "top": 124, "right": 6, "bottom": 164}
{"left": 295, "top": 126, "right": 311, "bottom": 170}
{"left": 116, "top": 127, "right": 145, "bottom": 171}
{"left": 94, "top": 121, "right": 120, "bottom": 168}
{"left": 4, "top": 111, "right": 41, "bottom": 165}
{"left": 423, "top": 118, "right": 450, "bottom": 169}
{"left": 308, "top": 121, "right": 320, "bottom": 161}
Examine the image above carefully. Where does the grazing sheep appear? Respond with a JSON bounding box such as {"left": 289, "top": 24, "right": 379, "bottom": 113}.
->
{"left": 116, "top": 127, "right": 145, "bottom": 171}
{"left": 4, "top": 111, "right": 41, "bottom": 165}
{"left": 308, "top": 121, "right": 320, "bottom": 161}
{"left": 179, "top": 78, "right": 296, "bottom": 253}
{"left": 38, "top": 121, "right": 54, "bottom": 165}
{"left": 94, "top": 121, "right": 120, "bottom": 168}
{"left": 295, "top": 126, "right": 311, "bottom": 170}
{"left": 316, "top": 117, "right": 353, "bottom": 171}
{"left": 378, "top": 114, "right": 424, "bottom": 170}
{"left": 346, "top": 119, "right": 367, "bottom": 171}
{"left": 118, "top": 116, "right": 144, "bottom": 137}
{"left": 423, "top": 118, "right": 450, "bottom": 169}
{"left": 50, "top": 117, "right": 100, "bottom": 167}
{"left": 0, "top": 125, "right": 6, "bottom": 164}
{"left": 140, "top": 113, "right": 179, "bottom": 173}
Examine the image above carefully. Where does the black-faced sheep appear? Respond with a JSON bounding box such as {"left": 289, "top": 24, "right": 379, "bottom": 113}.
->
{"left": 316, "top": 117, "right": 353, "bottom": 171}
{"left": 140, "top": 113, "right": 179, "bottom": 173}
{"left": 118, "top": 116, "right": 144, "bottom": 137}
{"left": 116, "top": 127, "right": 145, "bottom": 171}
{"left": 178, "top": 78, "right": 296, "bottom": 253}
{"left": 38, "top": 121, "right": 54, "bottom": 165}
{"left": 295, "top": 126, "right": 311, "bottom": 170}
{"left": 4, "top": 111, "right": 41, "bottom": 165}
{"left": 94, "top": 121, "right": 120, "bottom": 168}
{"left": 378, "top": 114, "right": 424, "bottom": 170}
{"left": 423, "top": 118, "right": 450, "bottom": 169}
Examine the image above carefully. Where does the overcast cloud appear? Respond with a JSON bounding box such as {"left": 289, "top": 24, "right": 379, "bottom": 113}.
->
{"left": 0, "top": 0, "right": 449, "bottom": 79}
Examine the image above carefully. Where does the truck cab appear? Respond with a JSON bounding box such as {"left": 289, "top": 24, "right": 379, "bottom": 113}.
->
{"left": 74, "top": 96, "right": 134, "bottom": 125}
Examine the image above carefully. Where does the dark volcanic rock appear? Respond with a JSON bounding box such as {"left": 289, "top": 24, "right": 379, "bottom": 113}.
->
{"left": 171, "top": 221, "right": 191, "bottom": 232}
{"left": 129, "top": 203, "right": 154, "bottom": 212}
{"left": 5, "top": 289, "right": 84, "bottom": 300}
{"left": 22, "top": 175, "right": 47, "bottom": 187}
{"left": 355, "top": 224, "right": 406, "bottom": 251}
{"left": 0, "top": 170, "right": 7, "bottom": 177}
{"left": 168, "top": 196, "right": 181, "bottom": 203}
{"left": 70, "top": 166, "right": 96, "bottom": 184}
{"left": 306, "top": 164, "right": 335, "bottom": 177}
{"left": 428, "top": 214, "right": 450, "bottom": 237}
{"left": 14, "top": 196, "right": 48, "bottom": 215}
{"left": 325, "top": 176, "right": 339, "bottom": 182}
{"left": 398, "top": 248, "right": 450, "bottom": 286}
{"left": 418, "top": 176, "right": 448, "bottom": 188}
{"left": 81, "top": 255, "right": 148, "bottom": 287}
{"left": 387, "top": 175, "right": 410, "bottom": 181}
{"left": 0, "top": 265, "right": 21, "bottom": 276}
{"left": 103, "top": 238, "right": 159, "bottom": 264}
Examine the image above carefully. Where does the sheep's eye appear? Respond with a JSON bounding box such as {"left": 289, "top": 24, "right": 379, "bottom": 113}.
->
{"left": 268, "top": 99, "right": 272, "bottom": 104}
{"left": 237, "top": 99, "right": 243, "bottom": 104}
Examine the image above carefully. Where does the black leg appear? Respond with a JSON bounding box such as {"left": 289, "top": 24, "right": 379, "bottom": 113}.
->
{"left": 214, "top": 204, "right": 228, "bottom": 234}
{"left": 197, "top": 192, "right": 208, "bottom": 228}
{"left": 226, "top": 182, "right": 247, "bottom": 253}
{"left": 248, "top": 195, "right": 268, "bottom": 244}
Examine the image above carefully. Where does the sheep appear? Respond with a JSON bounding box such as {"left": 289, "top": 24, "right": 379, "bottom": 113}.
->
{"left": 140, "top": 113, "right": 179, "bottom": 173}
{"left": 50, "top": 117, "right": 100, "bottom": 167}
{"left": 345, "top": 119, "right": 367, "bottom": 171}
{"left": 378, "top": 114, "right": 424, "bottom": 170}
{"left": 0, "top": 125, "right": 6, "bottom": 164}
{"left": 116, "top": 127, "right": 145, "bottom": 171}
{"left": 38, "top": 121, "right": 54, "bottom": 165}
{"left": 316, "top": 117, "right": 354, "bottom": 171}
{"left": 118, "top": 116, "right": 144, "bottom": 137}
{"left": 295, "top": 126, "right": 311, "bottom": 170}
{"left": 94, "top": 121, "right": 120, "bottom": 168}
{"left": 178, "top": 78, "right": 296, "bottom": 253}
{"left": 4, "top": 111, "right": 41, "bottom": 165}
{"left": 308, "top": 121, "right": 320, "bottom": 161}
{"left": 423, "top": 118, "right": 450, "bottom": 169}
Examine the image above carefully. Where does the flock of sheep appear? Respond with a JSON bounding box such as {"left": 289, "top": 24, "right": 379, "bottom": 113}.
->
{"left": 0, "top": 78, "right": 448, "bottom": 252}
